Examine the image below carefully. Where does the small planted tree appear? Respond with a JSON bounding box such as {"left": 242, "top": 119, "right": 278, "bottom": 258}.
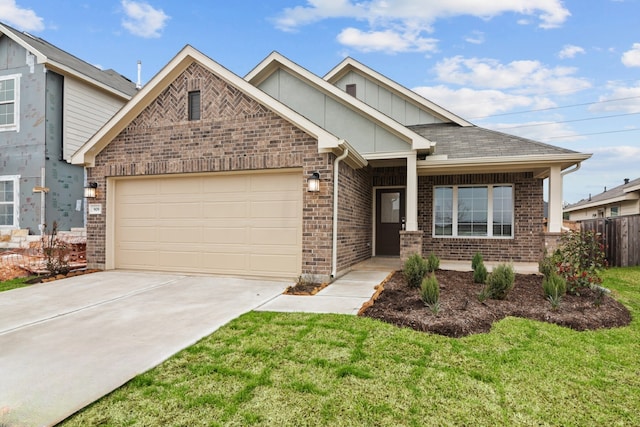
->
{"left": 404, "top": 253, "right": 428, "bottom": 288}
{"left": 542, "top": 272, "right": 566, "bottom": 310}
{"left": 554, "top": 231, "right": 607, "bottom": 295}
{"left": 473, "top": 261, "right": 488, "bottom": 284}
{"left": 426, "top": 252, "right": 440, "bottom": 273}
{"left": 41, "top": 221, "right": 70, "bottom": 276}
{"left": 420, "top": 273, "right": 440, "bottom": 314}
{"left": 483, "top": 263, "right": 515, "bottom": 300}
{"left": 471, "top": 251, "right": 484, "bottom": 271}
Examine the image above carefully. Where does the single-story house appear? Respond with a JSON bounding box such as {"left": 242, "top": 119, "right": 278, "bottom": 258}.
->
{"left": 71, "top": 46, "right": 591, "bottom": 281}
{"left": 564, "top": 177, "right": 640, "bottom": 221}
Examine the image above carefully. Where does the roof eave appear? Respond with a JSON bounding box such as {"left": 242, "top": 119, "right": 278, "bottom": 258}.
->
{"left": 417, "top": 153, "right": 592, "bottom": 177}
{"left": 564, "top": 193, "right": 640, "bottom": 212}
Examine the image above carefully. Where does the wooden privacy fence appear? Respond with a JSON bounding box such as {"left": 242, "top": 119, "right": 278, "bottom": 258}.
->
{"left": 580, "top": 215, "right": 640, "bottom": 267}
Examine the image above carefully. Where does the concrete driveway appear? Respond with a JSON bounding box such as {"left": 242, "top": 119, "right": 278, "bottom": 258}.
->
{"left": 0, "top": 271, "right": 287, "bottom": 427}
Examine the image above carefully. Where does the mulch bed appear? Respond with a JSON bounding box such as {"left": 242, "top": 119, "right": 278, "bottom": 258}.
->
{"left": 284, "top": 281, "right": 329, "bottom": 295}
{"left": 361, "top": 270, "right": 632, "bottom": 337}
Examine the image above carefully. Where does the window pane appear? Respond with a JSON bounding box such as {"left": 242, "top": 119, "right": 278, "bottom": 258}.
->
{"left": 0, "top": 180, "right": 13, "bottom": 202}
{"left": 434, "top": 187, "right": 453, "bottom": 235}
{"left": 0, "top": 78, "right": 14, "bottom": 102}
{"left": 458, "top": 187, "right": 487, "bottom": 236}
{"left": 188, "top": 91, "right": 200, "bottom": 121}
{"left": 380, "top": 192, "right": 400, "bottom": 223}
{"left": 492, "top": 185, "right": 513, "bottom": 237}
{"left": 0, "top": 204, "right": 12, "bottom": 226}
{"left": 0, "top": 104, "right": 14, "bottom": 126}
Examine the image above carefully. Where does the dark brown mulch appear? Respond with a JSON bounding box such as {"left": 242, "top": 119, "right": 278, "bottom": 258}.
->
{"left": 361, "top": 270, "right": 632, "bottom": 337}
{"left": 25, "top": 269, "right": 101, "bottom": 284}
{"left": 284, "top": 281, "right": 328, "bottom": 295}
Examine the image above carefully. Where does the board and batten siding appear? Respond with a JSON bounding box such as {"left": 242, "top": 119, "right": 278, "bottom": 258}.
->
{"left": 333, "top": 70, "right": 444, "bottom": 126}
{"left": 258, "top": 68, "right": 410, "bottom": 155}
{"left": 63, "top": 78, "right": 128, "bottom": 161}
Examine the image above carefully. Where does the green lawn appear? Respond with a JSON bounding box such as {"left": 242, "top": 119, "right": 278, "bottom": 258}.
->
{"left": 0, "top": 276, "right": 35, "bottom": 292}
{"left": 63, "top": 267, "right": 640, "bottom": 426}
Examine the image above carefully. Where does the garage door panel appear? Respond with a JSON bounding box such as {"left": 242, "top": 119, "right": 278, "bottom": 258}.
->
{"left": 114, "top": 172, "right": 301, "bottom": 277}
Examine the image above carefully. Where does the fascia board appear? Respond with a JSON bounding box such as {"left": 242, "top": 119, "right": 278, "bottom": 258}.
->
{"left": 624, "top": 184, "right": 640, "bottom": 193}
{"left": 0, "top": 25, "right": 47, "bottom": 63}
{"left": 45, "top": 61, "right": 133, "bottom": 100}
{"left": 324, "top": 57, "right": 473, "bottom": 127}
{"left": 246, "top": 52, "right": 434, "bottom": 152}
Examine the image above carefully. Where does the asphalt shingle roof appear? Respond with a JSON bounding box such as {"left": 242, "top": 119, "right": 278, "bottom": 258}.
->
{"left": 1, "top": 23, "right": 137, "bottom": 97}
{"left": 408, "top": 123, "right": 579, "bottom": 159}
{"left": 565, "top": 177, "right": 640, "bottom": 209}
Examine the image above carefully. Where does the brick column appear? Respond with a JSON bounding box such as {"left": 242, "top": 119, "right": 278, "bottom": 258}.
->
{"left": 542, "top": 232, "right": 563, "bottom": 255}
{"left": 400, "top": 230, "right": 424, "bottom": 266}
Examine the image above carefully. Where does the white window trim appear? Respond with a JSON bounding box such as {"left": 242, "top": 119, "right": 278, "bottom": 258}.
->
{"left": 433, "top": 184, "right": 514, "bottom": 239}
{"left": 0, "top": 175, "right": 20, "bottom": 229}
{"left": 0, "top": 74, "right": 20, "bottom": 132}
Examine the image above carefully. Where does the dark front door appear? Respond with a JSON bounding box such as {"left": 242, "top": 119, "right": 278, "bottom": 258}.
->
{"left": 375, "top": 188, "right": 405, "bottom": 256}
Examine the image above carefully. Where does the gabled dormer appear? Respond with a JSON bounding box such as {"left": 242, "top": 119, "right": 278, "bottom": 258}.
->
{"left": 324, "top": 57, "right": 472, "bottom": 127}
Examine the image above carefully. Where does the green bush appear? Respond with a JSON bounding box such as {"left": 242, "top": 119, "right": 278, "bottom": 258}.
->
{"left": 554, "top": 231, "right": 607, "bottom": 294}
{"left": 404, "top": 253, "right": 428, "bottom": 288}
{"left": 426, "top": 252, "right": 440, "bottom": 273}
{"left": 473, "top": 261, "right": 488, "bottom": 284}
{"left": 538, "top": 251, "right": 558, "bottom": 278}
{"left": 420, "top": 273, "right": 440, "bottom": 313}
{"left": 484, "top": 263, "right": 515, "bottom": 300}
{"left": 542, "top": 272, "right": 566, "bottom": 309}
{"left": 471, "top": 252, "right": 484, "bottom": 271}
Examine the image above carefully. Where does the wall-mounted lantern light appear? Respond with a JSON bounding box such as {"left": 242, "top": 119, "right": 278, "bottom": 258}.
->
{"left": 84, "top": 182, "right": 98, "bottom": 198}
{"left": 307, "top": 172, "right": 320, "bottom": 192}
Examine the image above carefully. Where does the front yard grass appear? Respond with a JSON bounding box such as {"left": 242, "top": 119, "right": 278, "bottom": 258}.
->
{"left": 0, "top": 276, "right": 36, "bottom": 292}
{"left": 63, "top": 267, "right": 640, "bottom": 426}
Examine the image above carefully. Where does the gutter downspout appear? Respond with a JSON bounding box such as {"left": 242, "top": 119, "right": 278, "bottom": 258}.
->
{"left": 331, "top": 146, "right": 349, "bottom": 279}
{"left": 559, "top": 162, "right": 582, "bottom": 231}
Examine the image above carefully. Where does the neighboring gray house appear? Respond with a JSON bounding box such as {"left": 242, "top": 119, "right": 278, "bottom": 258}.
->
{"left": 564, "top": 177, "right": 640, "bottom": 221}
{"left": 0, "top": 22, "right": 136, "bottom": 235}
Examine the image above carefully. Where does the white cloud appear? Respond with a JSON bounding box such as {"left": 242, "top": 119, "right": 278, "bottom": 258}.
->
{"left": 558, "top": 44, "right": 585, "bottom": 59}
{"left": 337, "top": 27, "right": 437, "bottom": 53}
{"left": 464, "top": 31, "right": 485, "bottom": 45}
{"left": 121, "top": 0, "right": 169, "bottom": 38}
{"left": 589, "top": 81, "right": 640, "bottom": 113}
{"left": 0, "top": 0, "right": 44, "bottom": 32}
{"left": 274, "top": 0, "right": 570, "bottom": 52}
{"left": 433, "top": 56, "right": 591, "bottom": 95}
{"left": 621, "top": 43, "right": 640, "bottom": 67}
{"left": 412, "top": 85, "right": 554, "bottom": 119}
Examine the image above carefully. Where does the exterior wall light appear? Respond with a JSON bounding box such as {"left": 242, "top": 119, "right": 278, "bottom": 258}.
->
{"left": 84, "top": 182, "right": 98, "bottom": 198}
{"left": 307, "top": 172, "right": 320, "bottom": 192}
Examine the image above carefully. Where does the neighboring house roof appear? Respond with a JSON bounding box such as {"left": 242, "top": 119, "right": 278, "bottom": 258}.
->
{"left": 324, "top": 56, "right": 472, "bottom": 127}
{"left": 410, "top": 123, "right": 591, "bottom": 177}
{"left": 0, "top": 22, "right": 136, "bottom": 99}
{"left": 71, "top": 45, "right": 367, "bottom": 169}
{"left": 564, "top": 177, "right": 640, "bottom": 212}
{"left": 245, "top": 51, "right": 435, "bottom": 155}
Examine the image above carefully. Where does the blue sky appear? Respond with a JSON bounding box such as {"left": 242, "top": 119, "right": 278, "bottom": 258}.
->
{"left": 2, "top": 0, "right": 639, "bottom": 204}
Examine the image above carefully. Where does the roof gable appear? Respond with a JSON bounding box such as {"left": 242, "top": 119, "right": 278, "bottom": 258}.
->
{"left": 245, "top": 52, "right": 434, "bottom": 156}
{"left": 72, "top": 45, "right": 365, "bottom": 168}
{"left": 324, "top": 57, "right": 472, "bottom": 127}
{"left": 0, "top": 22, "right": 136, "bottom": 99}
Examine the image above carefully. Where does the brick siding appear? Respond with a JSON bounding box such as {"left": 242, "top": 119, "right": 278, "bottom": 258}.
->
{"left": 86, "top": 62, "right": 338, "bottom": 277}
{"left": 418, "top": 172, "right": 544, "bottom": 262}
{"left": 336, "top": 162, "right": 372, "bottom": 274}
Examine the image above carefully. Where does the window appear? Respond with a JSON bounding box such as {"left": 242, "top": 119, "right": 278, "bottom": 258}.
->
{"left": 0, "top": 176, "right": 19, "bottom": 227}
{"left": 188, "top": 90, "right": 200, "bottom": 121}
{"left": 610, "top": 206, "right": 620, "bottom": 217}
{"left": 346, "top": 84, "right": 356, "bottom": 97}
{"left": 0, "top": 75, "right": 20, "bottom": 131}
{"left": 434, "top": 185, "right": 513, "bottom": 238}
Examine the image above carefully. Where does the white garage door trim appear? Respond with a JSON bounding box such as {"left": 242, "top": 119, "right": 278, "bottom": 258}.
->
{"left": 106, "top": 169, "right": 303, "bottom": 278}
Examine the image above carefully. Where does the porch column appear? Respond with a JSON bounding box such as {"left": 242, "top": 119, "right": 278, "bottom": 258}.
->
{"left": 547, "top": 165, "right": 563, "bottom": 233}
{"left": 406, "top": 152, "right": 418, "bottom": 231}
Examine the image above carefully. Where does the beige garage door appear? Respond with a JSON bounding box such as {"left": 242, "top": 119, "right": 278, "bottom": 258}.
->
{"left": 112, "top": 171, "right": 302, "bottom": 278}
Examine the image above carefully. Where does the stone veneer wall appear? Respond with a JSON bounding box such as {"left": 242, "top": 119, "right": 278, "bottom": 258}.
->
{"left": 87, "top": 62, "right": 335, "bottom": 277}
{"left": 336, "top": 162, "right": 372, "bottom": 275}
{"left": 418, "top": 172, "right": 544, "bottom": 262}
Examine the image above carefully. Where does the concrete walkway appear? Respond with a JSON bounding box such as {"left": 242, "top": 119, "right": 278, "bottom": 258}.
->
{"left": 0, "top": 271, "right": 287, "bottom": 427}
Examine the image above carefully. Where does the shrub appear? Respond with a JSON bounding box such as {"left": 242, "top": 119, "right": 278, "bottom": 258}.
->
{"left": 404, "top": 253, "right": 428, "bottom": 288}
{"left": 41, "top": 221, "right": 70, "bottom": 276}
{"left": 420, "top": 273, "right": 440, "bottom": 313}
{"left": 473, "top": 261, "right": 488, "bottom": 284}
{"left": 555, "top": 231, "right": 607, "bottom": 294}
{"left": 542, "top": 272, "right": 566, "bottom": 310}
{"left": 484, "top": 263, "right": 515, "bottom": 300}
{"left": 426, "top": 252, "right": 440, "bottom": 273}
{"left": 471, "top": 252, "right": 484, "bottom": 271}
